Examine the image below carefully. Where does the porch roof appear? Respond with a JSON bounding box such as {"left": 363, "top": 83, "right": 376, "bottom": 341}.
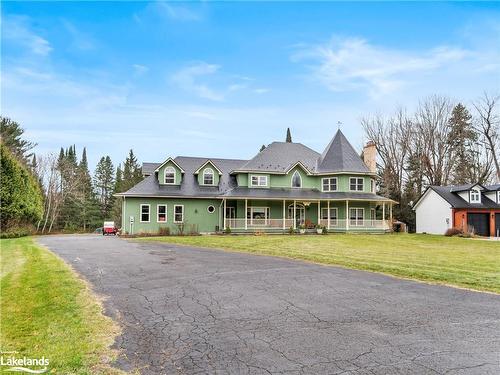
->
{"left": 222, "top": 187, "right": 396, "bottom": 202}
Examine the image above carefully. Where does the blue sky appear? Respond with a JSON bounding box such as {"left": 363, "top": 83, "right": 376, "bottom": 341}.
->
{"left": 2, "top": 1, "right": 499, "bottom": 170}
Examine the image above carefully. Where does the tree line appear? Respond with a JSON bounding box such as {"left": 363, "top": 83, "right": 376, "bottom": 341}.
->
{"left": 362, "top": 93, "right": 499, "bottom": 231}
{"left": 0, "top": 116, "right": 143, "bottom": 234}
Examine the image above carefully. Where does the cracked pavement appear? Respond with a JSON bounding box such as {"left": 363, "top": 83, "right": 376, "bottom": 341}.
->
{"left": 37, "top": 235, "right": 500, "bottom": 374}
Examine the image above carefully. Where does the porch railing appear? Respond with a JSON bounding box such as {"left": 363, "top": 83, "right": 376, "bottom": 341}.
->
{"left": 225, "top": 218, "right": 294, "bottom": 229}
{"left": 225, "top": 218, "right": 391, "bottom": 231}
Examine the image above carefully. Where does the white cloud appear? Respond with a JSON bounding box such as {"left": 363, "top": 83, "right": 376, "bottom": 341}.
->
{"left": 254, "top": 88, "right": 270, "bottom": 94}
{"left": 158, "top": 3, "right": 202, "bottom": 21}
{"left": 135, "top": 2, "right": 204, "bottom": 23}
{"left": 61, "top": 19, "right": 95, "bottom": 51}
{"left": 292, "top": 36, "right": 475, "bottom": 97}
{"left": 132, "top": 64, "right": 149, "bottom": 76}
{"left": 171, "top": 62, "right": 224, "bottom": 101}
{"left": 2, "top": 15, "right": 52, "bottom": 56}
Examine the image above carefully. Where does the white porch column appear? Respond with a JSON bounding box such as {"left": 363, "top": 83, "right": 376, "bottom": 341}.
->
{"left": 223, "top": 198, "right": 227, "bottom": 230}
{"left": 293, "top": 200, "right": 297, "bottom": 230}
{"left": 282, "top": 200, "right": 286, "bottom": 230}
{"left": 327, "top": 200, "right": 330, "bottom": 229}
{"left": 317, "top": 200, "right": 320, "bottom": 226}
{"left": 245, "top": 199, "right": 248, "bottom": 230}
{"left": 346, "top": 200, "right": 349, "bottom": 231}
{"left": 382, "top": 202, "right": 385, "bottom": 222}
{"left": 390, "top": 203, "right": 393, "bottom": 228}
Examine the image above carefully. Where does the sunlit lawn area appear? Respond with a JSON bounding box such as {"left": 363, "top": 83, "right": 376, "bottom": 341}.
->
{"left": 0, "top": 237, "right": 122, "bottom": 374}
{"left": 141, "top": 234, "right": 500, "bottom": 293}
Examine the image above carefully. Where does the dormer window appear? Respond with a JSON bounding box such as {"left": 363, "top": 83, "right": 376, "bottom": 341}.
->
{"left": 470, "top": 189, "right": 481, "bottom": 203}
{"left": 498, "top": 191, "right": 500, "bottom": 203}
{"left": 291, "top": 171, "right": 302, "bottom": 188}
{"left": 203, "top": 168, "right": 214, "bottom": 185}
{"left": 164, "top": 167, "right": 175, "bottom": 184}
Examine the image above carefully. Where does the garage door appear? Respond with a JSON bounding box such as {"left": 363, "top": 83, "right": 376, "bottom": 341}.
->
{"left": 467, "top": 213, "right": 489, "bottom": 237}
{"left": 496, "top": 214, "right": 500, "bottom": 237}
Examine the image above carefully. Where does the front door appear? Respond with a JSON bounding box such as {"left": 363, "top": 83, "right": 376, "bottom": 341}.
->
{"left": 288, "top": 204, "right": 305, "bottom": 227}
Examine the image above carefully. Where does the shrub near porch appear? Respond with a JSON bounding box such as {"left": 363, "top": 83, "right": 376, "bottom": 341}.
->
{"left": 141, "top": 234, "right": 500, "bottom": 293}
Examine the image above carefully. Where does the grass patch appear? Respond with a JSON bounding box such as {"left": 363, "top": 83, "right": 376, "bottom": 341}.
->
{"left": 140, "top": 234, "right": 500, "bottom": 293}
{"left": 0, "top": 237, "right": 123, "bottom": 374}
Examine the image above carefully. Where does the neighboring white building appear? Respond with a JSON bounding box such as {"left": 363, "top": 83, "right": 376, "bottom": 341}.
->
{"left": 413, "top": 183, "right": 500, "bottom": 236}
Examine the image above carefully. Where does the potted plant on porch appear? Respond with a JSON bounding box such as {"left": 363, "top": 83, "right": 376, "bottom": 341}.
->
{"left": 298, "top": 224, "right": 306, "bottom": 234}
{"left": 315, "top": 224, "right": 323, "bottom": 234}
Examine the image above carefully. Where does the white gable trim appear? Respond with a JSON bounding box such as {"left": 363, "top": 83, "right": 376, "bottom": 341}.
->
{"left": 412, "top": 187, "right": 451, "bottom": 210}
{"left": 154, "top": 157, "right": 185, "bottom": 173}
{"left": 194, "top": 159, "right": 223, "bottom": 175}
{"left": 285, "top": 161, "right": 313, "bottom": 175}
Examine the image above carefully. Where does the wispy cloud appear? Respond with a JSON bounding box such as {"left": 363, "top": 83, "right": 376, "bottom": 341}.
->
{"left": 61, "top": 19, "right": 95, "bottom": 51}
{"left": 292, "top": 36, "right": 472, "bottom": 97}
{"left": 2, "top": 15, "right": 52, "bottom": 56}
{"left": 254, "top": 88, "right": 270, "bottom": 94}
{"left": 132, "top": 64, "right": 149, "bottom": 76}
{"left": 135, "top": 2, "right": 204, "bottom": 23}
{"left": 171, "top": 62, "right": 224, "bottom": 101}
{"left": 157, "top": 2, "right": 203, "bottom": 21}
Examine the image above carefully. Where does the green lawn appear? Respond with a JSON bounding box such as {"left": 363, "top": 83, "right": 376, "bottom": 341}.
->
{"left": 0, "top": 237, "right": 123, "bottom": 374}
{"left": 141, "top": 234, "right": 500, "bottom": 293}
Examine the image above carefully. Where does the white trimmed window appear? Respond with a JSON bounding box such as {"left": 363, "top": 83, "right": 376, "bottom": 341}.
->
{"left": 322, "top": 177, "right": 337, "bottom": 192}
{"left": 321, "top": 208, "right": 338, "bottom": 225}
{"left": 371, "top": 179, "right": 375, "bottom": 193}
{"left": 174, "top": 205, "right": 184, "bottom": 223}
{"left": 157, "top": 204, "right": 167, "bottom": 222}
{"left": 140, "top": 204, "right": 150, "bottom": 223}
{"left": 164, "top": 166, "right": 176, "bottom": 184}
{"left": 349, "top": 177, "right": 364, "bottom": 191}
{"left": 251, "top": 175, "right": 268, "bottom": 187}
{"left": 291, "top": 171, "right": 302, "bottom": 188}
{"left": 203, "top": 168, "right": 214, "bottom": 185}
{"left": 497, "top": 191, "right": 500, "bottom": 203}
{"left": 349, "top": 208, "right": 364, "bottom": 226}
{"left": 470, "top": 189, "right": 481, "bottom": 203}
{"left": 246, "top": 207, "right": 270, "bottom": 225}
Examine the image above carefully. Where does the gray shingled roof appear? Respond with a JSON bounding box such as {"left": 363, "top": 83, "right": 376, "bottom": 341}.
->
{"left": 142, "top": 162, "right": 160, "bottom": 176}
{"left": 486, "top": 184, "right": 500, "bottom": 191}
{"left": 233, "top": 142, "right": 320, "bottom": 173}
{"left": 222, "top": 187, "right": 394, "bottom": 201}
{"left": 126, "top": 131, "right": 380, "bottom": 198}
{"left": 429, "top": 185, "right": 499, "bottom": 209}
{"left": 121, "top": 156, "right": 246, "bottom": 197}
{"left": 316, "top": 130, "right": 371, "bottom": 174}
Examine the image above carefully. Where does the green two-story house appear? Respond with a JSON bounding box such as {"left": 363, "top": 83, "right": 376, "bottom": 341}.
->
{"left": 116, "top": 130, "right": 396, "bottom": 234}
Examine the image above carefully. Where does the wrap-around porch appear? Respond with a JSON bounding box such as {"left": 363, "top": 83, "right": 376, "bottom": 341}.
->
{"left": 222, "top": 198, "right": 393, "bottom": 232}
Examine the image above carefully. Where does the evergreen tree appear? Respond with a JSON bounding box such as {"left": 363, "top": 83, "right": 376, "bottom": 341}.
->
{"left": 111, "top": 164, "right": 123, "bottom": 225}
{"left": 94, "top": 156, "right": 115, "bottom": 218}
{"left": 111, "top": 151, "right": 143, "bottom": 228}
{"left": 78, "top": 148, "right": 101, "bottom": 230}
{"left": 447, "top": 103, "right": 477, "bottom": 184}
{"left": 286, "top": 128, "right": 292, "bottom": 143}
{"left": 0, "top": 116, "right": 36, "bottom": 163}
{"left": 0, "top": 144, "right": 43, "bottom": 231}
{"left": 121, "top": 149, "right": 143, "bottom": 191}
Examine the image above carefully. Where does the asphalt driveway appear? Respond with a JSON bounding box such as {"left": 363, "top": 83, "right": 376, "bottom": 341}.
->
{"left": 37, "top": 235, "right": 500, "bottom": 374}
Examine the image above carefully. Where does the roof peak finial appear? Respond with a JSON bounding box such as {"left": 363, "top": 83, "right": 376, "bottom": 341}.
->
{"left": 337, "top": 121, "right": 343, "bottom": 131}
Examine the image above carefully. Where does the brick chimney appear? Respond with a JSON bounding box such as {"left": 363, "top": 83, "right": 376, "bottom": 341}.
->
{"left": 363, "top": 141, "right": 377, "bottom": 173}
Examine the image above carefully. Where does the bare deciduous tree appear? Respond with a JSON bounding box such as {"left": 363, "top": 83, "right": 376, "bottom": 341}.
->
{"left": 415, "top": 95, "right": 455, "bottom": 186}
{"left": 473, "top": 93, "right": 500, "bottom": 182}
